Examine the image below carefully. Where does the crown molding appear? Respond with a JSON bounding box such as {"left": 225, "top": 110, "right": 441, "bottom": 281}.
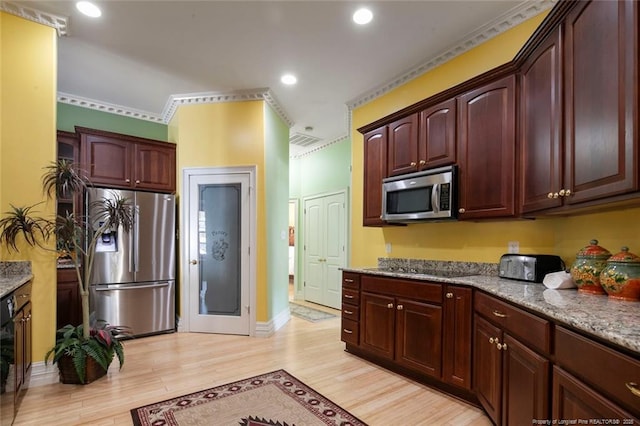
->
{"left": 57, "top": 93, "right": 165, "bottom": 123}
{"left": 162, "top": 89, "right": 293, "bottom": 127}
{"left": 1, "top": 1, "right": 68, "bottom": 36}
{"left": 291, "top": 134, "right": 349, "bottom": 160}
{"left": 57, "top": 88, "right": 294, "bottom": 128}
{"left": 346, "top": 0, "right": 556, "bottom": 110}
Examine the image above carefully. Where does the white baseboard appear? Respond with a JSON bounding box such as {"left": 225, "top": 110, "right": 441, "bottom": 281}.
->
{"left": 254, "top": 307, "right": 290, "bottom": 338}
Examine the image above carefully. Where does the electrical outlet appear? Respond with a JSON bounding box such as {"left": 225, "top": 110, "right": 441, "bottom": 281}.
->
{"left": 508, "top": 241, "right": 519, "bottom": 254}
{"left": 385, "top": 243, "right": 392, "bottom": 254}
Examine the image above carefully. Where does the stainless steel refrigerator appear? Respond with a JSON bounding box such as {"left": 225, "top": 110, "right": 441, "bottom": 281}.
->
{"left": 87, "top": 188, "right": 176, "bottom": 337}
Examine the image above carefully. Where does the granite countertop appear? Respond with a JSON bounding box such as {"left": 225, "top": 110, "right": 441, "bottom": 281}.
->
{"left": 0, "top": 261, "right": 33, "bottom": 299}
{"left": 343, "top": 266, "right": 640, "bottom": 355}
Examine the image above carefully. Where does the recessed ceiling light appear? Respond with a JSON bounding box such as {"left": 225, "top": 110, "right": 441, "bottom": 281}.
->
{"left": 353, "top": 8, "right": 373, "bottom": 25}
{"left": 76, "top": 1, "right": 102, "bottom": 18}
{"left": 281, "top": 74, "right": 297, "bottom": 85}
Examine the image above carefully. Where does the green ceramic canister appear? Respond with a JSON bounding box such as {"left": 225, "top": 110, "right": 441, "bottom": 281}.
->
{"left": 600, "top": 246, "right": 640, "bottom": 301}
{"left": 570, "top": 239, "right": 611, "bottom": 294}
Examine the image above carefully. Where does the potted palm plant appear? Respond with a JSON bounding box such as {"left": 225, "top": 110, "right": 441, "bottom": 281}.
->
{"left": 0, "top": 159, "right": 133, "bottom": 384}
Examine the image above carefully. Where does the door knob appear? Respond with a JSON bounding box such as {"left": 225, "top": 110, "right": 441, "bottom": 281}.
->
{"left": 458, "top": 208, "right": 465, "bottom": 214}
{"left": 190, "top": 259, "right": 198, "bottom": 265}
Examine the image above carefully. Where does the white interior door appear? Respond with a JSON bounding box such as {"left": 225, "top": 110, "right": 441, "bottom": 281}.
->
{"left": 185, "top": 169, "right": 254, "bottom": 335}
{"left": 303, "top": 191, "right": 346, "bottom": 309}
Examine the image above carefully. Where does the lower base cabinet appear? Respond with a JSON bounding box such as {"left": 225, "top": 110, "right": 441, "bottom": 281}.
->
{"left": 57, "top": 268, "right": 82, "bottom": 328}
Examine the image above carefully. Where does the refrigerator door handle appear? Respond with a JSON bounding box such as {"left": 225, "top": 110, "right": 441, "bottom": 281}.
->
{"left": 94, "top": 282, "right": 171, "bottom": 291}
{"left": 134, "top": 203, "right": 140, "bottom": 273}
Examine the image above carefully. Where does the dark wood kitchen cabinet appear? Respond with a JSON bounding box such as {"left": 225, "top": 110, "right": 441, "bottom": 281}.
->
{"left": 473, "top": 291, "right": 551, "bottom": 426}
{"left": 78, "top": 127, "right": 176, "bottom": 193}
{"left": 519, "top": 27, "right": 563, "bottom": 214}
{"left": 562, "top": 0, "right": 638, "bottom": 206}
{"left": 457, "top": 75, "right": 517, "bottom": 220}
{"left": 419, "top": 98, "right": 457, "bottom": 170}
{"left": 362, "top": 126, "right": 388, "bottom": 226}
{"left": 360, "top": 275, "right": 443, "bottom": 378}
{"left": 387, "top": 114, "right": 419, "bottom": 177}
{"left": 340, "top": 272, "right": 360, "bottom": 346}
{"left": 553, "top": 326, "right": 640, "bottom": 421}
{"left": 442, "top": 285, "right": 472, "bottom": 390}
{"left": 56, "top": 268, "right": 82, "bottom": 328}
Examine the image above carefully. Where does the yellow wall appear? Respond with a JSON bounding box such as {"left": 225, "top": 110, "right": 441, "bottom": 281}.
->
{"left": 172, "top": 102, "right": 270, "bottom": 321}
{"left": 351, "top": 10, "right": 640, "bottom": 268}
{"left": 0, "top": 13, "right": 57, "bottom": 361}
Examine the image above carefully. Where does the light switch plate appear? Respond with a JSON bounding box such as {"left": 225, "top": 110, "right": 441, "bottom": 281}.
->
{"left": 508, "top": 241, "right": 519, "bottom": 254}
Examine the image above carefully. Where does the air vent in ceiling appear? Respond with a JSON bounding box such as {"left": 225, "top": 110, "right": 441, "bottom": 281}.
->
{"left": 289, "top": 132, "right": 321, "bottom": 147}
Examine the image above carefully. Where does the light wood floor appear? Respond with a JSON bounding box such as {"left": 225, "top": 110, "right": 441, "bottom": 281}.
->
{"left": 15, "top": 314, "right": 490, "bottom": 425}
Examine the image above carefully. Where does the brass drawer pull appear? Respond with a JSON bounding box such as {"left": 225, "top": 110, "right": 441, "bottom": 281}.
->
{"left": 343, "top": 310, "right": 354, "bottom": 315}
{"left": 343, "top": 329, "right": 353, "bottom": 334}
{"left": 344, "top": 294, "right": 354, "bottom": 299}
{"left": 492, "top": 310, "right": 507, "bottom": 318}
{"left": 344, "top": 278, "right": 354, "bottom": 283}
{"left": 626, "top": 382, "right": 640, "bottom": 397}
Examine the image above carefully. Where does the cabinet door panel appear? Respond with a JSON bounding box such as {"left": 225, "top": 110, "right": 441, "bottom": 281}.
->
{"left": 82, "top": 136, "right": 132, "bottom": 187}
{"left": 442, "top": 286, "right": 472, "bottom": 390}
{"left": 474, "top": 315, "right": 502, "bottom": 426}
{"left": 419, "top": 98, "right": 457, "bottom": 169}
{"left": 458, "top": 75, "right": 516, "bottom": 219}
{"left": 388, "top": 115, "right": 419, "bottom": 176}
{"left": 553, "top": 367, "right": 638, "bottom": 422}
{"left": 564, "top": 0, "right": 638, "bottom": 203}
{"left": 502, "top": 334, "right": 550, "bottom": 425}
{"left": 360, "top": 292, "right": 395, "bottom": 359}
{"left": 520, "top": 27, "right": 563, "bottom": 213}
{"left": 395, "top": 298, "right": 442, "bottom": 378}
{"left": 363, "top": 128, "right": 387, "bottom": 226}
{"left": 134, "top": 144, "right": 176, "bottom": 191}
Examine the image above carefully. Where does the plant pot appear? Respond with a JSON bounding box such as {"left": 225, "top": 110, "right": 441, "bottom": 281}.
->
{"left": 57, "top": 355, "right": 108, "bottom": 384}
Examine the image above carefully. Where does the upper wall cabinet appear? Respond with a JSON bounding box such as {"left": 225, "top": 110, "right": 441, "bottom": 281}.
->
{"left": 419, "top": 98, "right": 457, "bottom": 170}
{"left": 563, "top": 0, "right": 638, "bottom": 205}
{"left": 78, "top": 127, "right": 176, "bottom": 193}
{"left": 387, "top": 114, "right": 419, "bottom": 176}
{"left": 520, "top": 27, "right": 563, "bottom": 214}
{"left": 457, "top": 75, "right": 517, "bottom": 220}
{"left": 363, "top": 126, "right": 388, "bottom": 226}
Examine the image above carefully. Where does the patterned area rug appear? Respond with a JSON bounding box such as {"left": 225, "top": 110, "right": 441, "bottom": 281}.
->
{"left": 289, "top": 302, "right": 337, "bottom": 322}
{"left": 131, "top": 369, "right": 366, "bottom": 426}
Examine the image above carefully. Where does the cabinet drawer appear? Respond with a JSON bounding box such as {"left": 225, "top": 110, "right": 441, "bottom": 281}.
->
{"left": 341, "top": 303, "right": 359, "bottom": 322}
{"left": 341, "top": 318, "right": 359, "bottom": 345}
{"left": 361, "top": 275, "right": 442, "bottom": 303}
{"left": 555, "top": 327, "right": 640, "bottom": 418}
{"left": 342, "top": 288, "right": 359, "bottom": 305}
{"left": 475, "top": 291, "right": 551, "bottom": 354}
{"left": 342, "top": 272, "right": 360, "bottom": 289}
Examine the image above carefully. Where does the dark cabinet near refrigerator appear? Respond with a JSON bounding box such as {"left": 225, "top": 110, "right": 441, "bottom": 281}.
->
{"left": 78, "top": 126, "right": 176, "bottom": 193}
{"left": 56, "top": 268, "right": 82, "bottom": 328}
{"left": 362, "top": 127, "right": 388, "bottom": 227}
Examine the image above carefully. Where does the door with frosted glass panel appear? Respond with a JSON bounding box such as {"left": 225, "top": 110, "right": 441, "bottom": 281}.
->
{"left": 188, "top": 173, "right": 250, "bottom": 335}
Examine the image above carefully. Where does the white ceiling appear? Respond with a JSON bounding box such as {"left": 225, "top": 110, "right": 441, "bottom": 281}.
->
{"left": 10, "top": 0, "right": 552, "bottom": 156}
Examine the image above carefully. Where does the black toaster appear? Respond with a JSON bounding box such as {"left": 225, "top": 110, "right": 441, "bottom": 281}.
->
{"left": 498, "top": 254, "right": 565, "bottom": 283}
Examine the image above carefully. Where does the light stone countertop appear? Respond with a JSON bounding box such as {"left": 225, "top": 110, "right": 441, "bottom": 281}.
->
{"left": 0, "top": 261, "right": 33, "bottom": 299}
{"left": 342, "top": 267, "right": 640, "bottom": 355}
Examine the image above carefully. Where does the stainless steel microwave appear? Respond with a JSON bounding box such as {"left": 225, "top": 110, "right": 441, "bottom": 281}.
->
{"left": 382, "top": 165, "right": 457, "bottom": 222}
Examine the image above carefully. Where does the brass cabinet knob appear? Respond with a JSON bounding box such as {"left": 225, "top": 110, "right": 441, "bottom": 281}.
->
{"left": 396, "top": 304, "right": 404, "bottom": 310}
{"left": 489, "top": 337, "right": 495, "bottom": 344}
{"left": 547, "top": 192, "right": 554, "bottom": 199}
{"left": 458, "top": 208, "right": 465, "bottom": 214}
{"left": 410, "top": 162, "right": 417, "bottom": 167}
{"left": 497, "top": 342, "right": 507, "bottom": 351}
{"left": 626, "top": 382, "right": 640, "bottom": 397}
{"left": 419, "top": 160, "right": 426, "bottom": 166}
{"left": 135, "top": 180, "right": 141, "bottom": 184}
{"left": 446, "top": 292, "right": 454, "bottom": 299}
{"left": 125, "top": 178, "right": 131, "bottom": 183}
{"left": 387, "top": 303, "right": 394, "bottom": 309}
{"left": 565, "top": 189, "right": 572, "bottom": 197}
{"left": 559, "top": 189, "right": 566, "bottom": 196}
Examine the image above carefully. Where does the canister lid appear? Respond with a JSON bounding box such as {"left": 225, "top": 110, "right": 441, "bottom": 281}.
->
{"left": 576, "top": 239, "right": 611, "bottom": 259}
{"left": 607, "top": 246, "right": 640, "bottom": 264}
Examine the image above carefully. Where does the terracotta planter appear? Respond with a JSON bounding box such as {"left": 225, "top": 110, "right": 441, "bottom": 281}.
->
{"left": 57, "top": 355, "right": 108, "bottom": 384}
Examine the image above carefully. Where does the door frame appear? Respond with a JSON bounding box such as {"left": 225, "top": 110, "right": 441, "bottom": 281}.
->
{"left": 301, "top": 188, "right": 349, "bottom": 305}
{"left": 180, "top": 166, "right": 257, "bottom": 336}
{"left": 289, "top": 198, "right": 302, "bottom": 301}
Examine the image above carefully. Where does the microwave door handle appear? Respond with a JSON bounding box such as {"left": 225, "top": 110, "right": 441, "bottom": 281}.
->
{"left": 432, "top": 184, "right": 440, "bottom": 213}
